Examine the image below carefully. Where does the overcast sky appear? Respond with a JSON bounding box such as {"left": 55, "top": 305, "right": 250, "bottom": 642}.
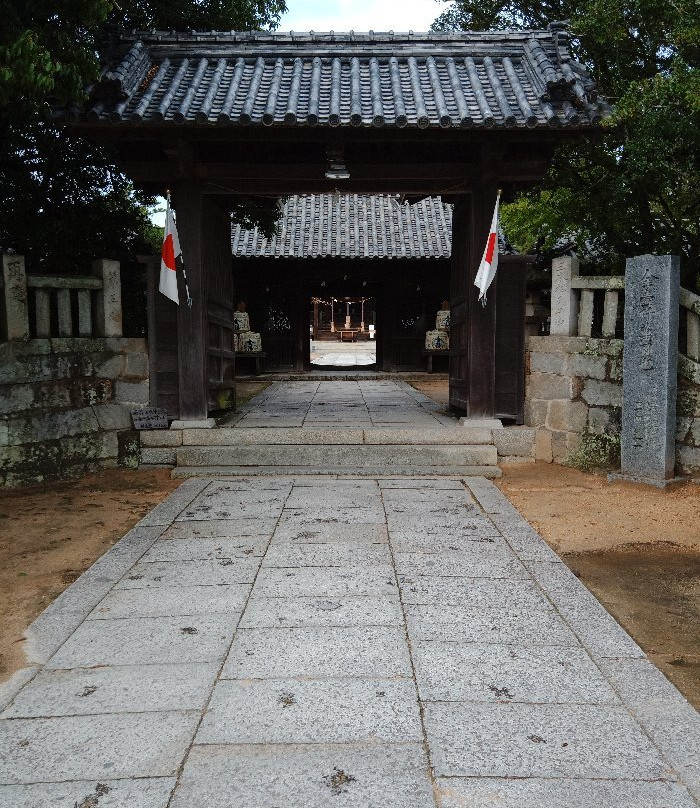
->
{"left": 279, "top": 0, "right": 443, "bottom": 32}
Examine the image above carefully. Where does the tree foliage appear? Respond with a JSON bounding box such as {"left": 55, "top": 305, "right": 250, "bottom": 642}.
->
{"left": 433, "top": 0, "right": 700, "bottom": 287}
{"left": 0, "top": 0, "right": 287, "bottom": 333}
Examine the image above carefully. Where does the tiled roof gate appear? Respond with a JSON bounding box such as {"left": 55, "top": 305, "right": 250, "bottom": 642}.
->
{"left": 86, "top": 27, "right": 607, "bottom": 129}
{"left": 70, "top": 26, "right": 608, "bottom": 423}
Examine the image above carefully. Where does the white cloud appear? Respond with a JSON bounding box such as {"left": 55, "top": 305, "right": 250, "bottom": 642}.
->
{"left": 279, "top": 0, "right": 445, "bottom": 33}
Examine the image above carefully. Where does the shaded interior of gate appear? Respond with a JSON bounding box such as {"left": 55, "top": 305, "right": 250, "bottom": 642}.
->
{"left": 72, "top": 28, "right": 608, "bottom": 422}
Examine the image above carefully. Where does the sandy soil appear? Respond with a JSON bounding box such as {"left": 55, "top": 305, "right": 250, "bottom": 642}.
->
{"left": 409, "top": 379, "right": 451, "bottom": 407}
{"left": 0, "top": 469, "right": 178, "bottom": 680}
{"left": 497, "top": 462, "right": 700, "bottom": 554}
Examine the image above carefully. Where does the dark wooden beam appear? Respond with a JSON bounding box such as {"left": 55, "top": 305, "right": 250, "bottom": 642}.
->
{"left": 72, "top": 122, "right": 589, "bottom": 148}
{"left": 172, "top": 183, "right": 209, "bottom": 421}
{"left": 465, "top": 176, "right": 499, "bottom": 417}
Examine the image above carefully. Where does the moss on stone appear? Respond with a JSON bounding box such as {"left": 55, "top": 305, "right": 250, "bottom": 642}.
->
{"left": 565, "top": 429, "right": 621, "bottom": 472}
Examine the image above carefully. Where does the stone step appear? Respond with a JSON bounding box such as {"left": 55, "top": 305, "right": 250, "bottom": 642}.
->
{"left": 168, "top": 427, "right": 494, "bottom": 446}
{"left": 174, "top": 443, "right": 498, "bottom": 468}
{"left": 170, "top": 465, "right": 502, "bottom": 478}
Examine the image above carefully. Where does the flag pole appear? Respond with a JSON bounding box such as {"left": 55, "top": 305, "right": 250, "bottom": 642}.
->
{"left": 165, "top": 190, "right": 193, "bottom": 308}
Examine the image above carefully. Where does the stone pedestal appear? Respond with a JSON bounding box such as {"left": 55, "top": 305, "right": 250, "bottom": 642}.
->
{"left": 619, "top": 255, "right": 680, "bottom": 484}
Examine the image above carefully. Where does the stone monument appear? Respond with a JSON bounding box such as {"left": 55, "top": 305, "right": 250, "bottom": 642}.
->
{"left": 617, "top": 255, "right": 680, "bottom": 486}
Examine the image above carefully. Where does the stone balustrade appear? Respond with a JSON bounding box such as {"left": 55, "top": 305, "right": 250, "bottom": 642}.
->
{"left": 680, "top": 287, "right": 700, "bottom": 363}
{"left": 550, "top": 256, "right": 700, "bottom": 363}
{"left": 2, "top": 256, "right": 122, "bottom": 341}
{"left": 1, "top": 255, "right": 147, "bottom": 486}
{"left": 550, "top": 256, "right": 624, "bottom": 339}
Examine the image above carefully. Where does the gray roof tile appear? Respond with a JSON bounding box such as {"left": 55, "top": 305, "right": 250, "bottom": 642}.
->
{"left": 85, "top": 27, "right": 608, "bottom": 129}
{"left": 231, "top": 194, "right": 452, "bottom": 259}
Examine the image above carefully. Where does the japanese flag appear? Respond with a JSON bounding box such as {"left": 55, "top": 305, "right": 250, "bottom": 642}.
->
{"left": 159, "top": 201, "right": 181, "bottom": 304}
{"left": 474, "top": 193, "right": 500, "bottom": 303}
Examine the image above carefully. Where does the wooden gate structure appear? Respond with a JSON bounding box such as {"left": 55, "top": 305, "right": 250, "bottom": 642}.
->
{"left": 71, "top": 26, "right": 607, "bottom": 421}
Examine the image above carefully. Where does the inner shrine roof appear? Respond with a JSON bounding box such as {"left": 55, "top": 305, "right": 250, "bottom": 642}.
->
{"left": 83, "top": 25, "right": 609, "bottom": 131}
{"left": 231, "top": 194, "right": 452, "bottom": 260}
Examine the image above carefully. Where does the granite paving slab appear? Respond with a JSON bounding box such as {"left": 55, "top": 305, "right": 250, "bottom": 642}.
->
{"left": 404, "top": 603, "right": 579, "bottom": 645}
{"left": 115, "top": 558, "right": 262, "bottom": 587}
{"left": 395, "top": 551, "right": 530, "bottom": 580}
{"left": 0, "top": 778, "right": 176, "bottom": 808}
{"left": 261, "top": 543, "right": 391, "bottom": 567}
{"left": 161, "top": 518, "right": 279, "bottom": 538}
{"left": 398, "top": 576, "right": 551, "bottom": 609}
{"left": 2, "top": 470, "right": 697, "bottom": 806}
{"left": 2, "top": 663, "right": 218, "bottom": 718}
{"left": 434, "top": 778, "right": 697, "bottom": 808}
{"left": 0, "top": 711, "right": 199, "bottom": 783}
{"left": 88, "top": 584, "right": 249, "bottom": 619}
{"left": 237, "top": 596, "right": 404, "bottom": 628}
{"left": 141, "top": 536, "right": 269, "bottom": 561}
{"left": 413, "top": 643, "right": 619, "bottom": 704}
{"left": 197, "top": 679, "right": 422, "bottom": 744}
{"left": 272, "top": 523, "right": 389, "bottom": 544}
{"left": 46, "top": 614, "right": 236, "bottom": 669}
{"left": 253, "top": 566, "right": 397, "bottom": 597}
{"left": 169, "top": 743, "right": 436, "bottom": 808}
{"left": 222, "top": 627, "right": 412, "bottom": 679}
{"left": 423, "top": 702, "right": 673, "bottom": 779}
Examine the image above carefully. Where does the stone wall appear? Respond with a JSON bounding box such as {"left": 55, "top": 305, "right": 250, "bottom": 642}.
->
{"left": 0, "top": 338, "right": 149, "bottom": 486}
{"left": 526, "top": 336, "right": 623, "bottom": 463}
{"left": 677, "top": 355, "right": 700, "bottom": 475}
{"left": 525, "top": 335, "right": 700, "bottom": 475}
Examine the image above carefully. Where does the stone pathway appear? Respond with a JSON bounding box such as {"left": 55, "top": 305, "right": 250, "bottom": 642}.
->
{"left": 1, "top": 475, "right": 698, "bottom": 807}
{"left": 230, "top": 380, "right": 456, "bottom": 428}
{"left": 310, "top": 340, "right": 376, "bottom": 367}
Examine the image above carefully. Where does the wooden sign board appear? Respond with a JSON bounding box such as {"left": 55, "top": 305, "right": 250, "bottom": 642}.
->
{"left": 131, "top": 408, "right": 169, "bottom": 430}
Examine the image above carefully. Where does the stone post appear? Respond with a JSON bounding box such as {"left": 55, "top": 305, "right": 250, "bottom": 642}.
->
{"left": 618, "top": 255, "right": 680, "bottom": 485}
{"left": 550, "top": 256, "right": 579, "bottom": 336}
{"left": 2, "top": 255, "right": 29, "bottom": 340}
{"left": 92, "top": 259, "right": 122, "bottom": 337}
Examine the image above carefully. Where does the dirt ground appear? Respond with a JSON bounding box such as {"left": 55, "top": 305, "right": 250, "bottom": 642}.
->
{"left": 0, "top": 469, "right": 178, "bottom": 681}
{"left": 410, "top": 379, "right": 451, "bottom": 407}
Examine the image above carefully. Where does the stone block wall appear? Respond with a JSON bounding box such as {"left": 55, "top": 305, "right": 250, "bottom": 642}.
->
{"left": 676, "top": 355, "right": 700, "bottom": 475}
{"left": 526, "top": 336, "right": 623, "bottom": 463}
{"left": 525, "top": 335, "right": 700, "bottom": 475}
{"left": 0, "top": 338, "right": 148, "bottom": 486}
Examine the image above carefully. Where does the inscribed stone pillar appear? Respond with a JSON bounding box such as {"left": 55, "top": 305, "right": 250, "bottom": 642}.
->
{"left": 620, "top": 255, "right": 680, "bottom": 483}
{"left": 2, "top": 254, "right": 29, "bottom": 340}
{"left": 92, "top": 259, "right": 123, "bottom": 337}
{"left": 550, "top": 256, "right": 579, "bottom": 336}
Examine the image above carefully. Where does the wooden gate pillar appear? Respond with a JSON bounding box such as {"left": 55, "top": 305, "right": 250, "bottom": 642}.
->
{"left": 173, "top": 183, "right": 209, "bottom": 422}
{"left": 449, "top": 181, "right": 499, "bottom": 417}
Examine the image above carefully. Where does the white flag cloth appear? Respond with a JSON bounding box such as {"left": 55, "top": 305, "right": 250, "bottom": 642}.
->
{"left": 159, "top": 202, "right": 181, "bottom": 304}
{"left": 474, "top": 194, "right": 500, "bottom": 303}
